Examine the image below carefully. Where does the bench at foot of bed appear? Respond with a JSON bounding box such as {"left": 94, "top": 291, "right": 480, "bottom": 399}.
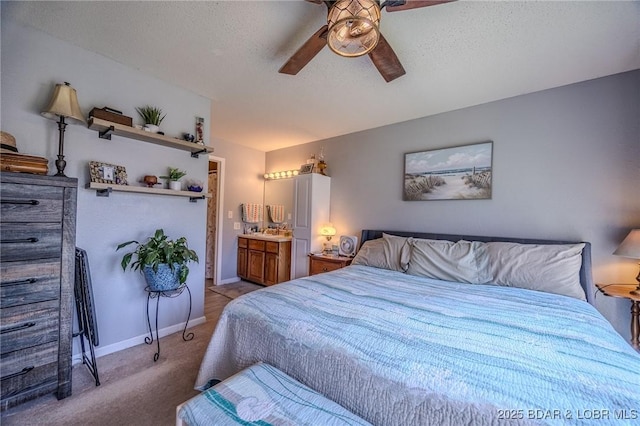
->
{"left": 176, "top": 362, "right": 371, "bottom": 425}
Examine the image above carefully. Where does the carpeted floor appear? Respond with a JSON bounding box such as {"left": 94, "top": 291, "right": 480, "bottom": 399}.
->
{"left": 208, "top": 280, "right": 263, "bottom": 299}
{"left": 0, "top": 283, "right": 258, "bottom": 426}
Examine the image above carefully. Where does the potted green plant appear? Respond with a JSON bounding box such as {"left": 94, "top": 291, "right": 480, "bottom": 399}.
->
{"left": 117, "top": 229, "right": 198, "bottom": 291}
{"left": 135, "top": 105, "right": 166, "bottom": 133}
{"left": 160, "top": 167, "right": 187, "bottom": 191}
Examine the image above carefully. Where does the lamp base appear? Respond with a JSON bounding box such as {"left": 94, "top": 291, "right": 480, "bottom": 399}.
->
{"left": 54, "top": 155, "right": 67, "bottom": 177}
{"left": 630, "top": 270, "right": 640, "bottom": 296}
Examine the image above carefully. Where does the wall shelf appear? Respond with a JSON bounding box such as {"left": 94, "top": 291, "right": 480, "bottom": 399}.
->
{"left": 87, "top": 117, "right": 214, "bottom": 158}
{"left": 86, "top": 182, "right": 210, "bottom": 202}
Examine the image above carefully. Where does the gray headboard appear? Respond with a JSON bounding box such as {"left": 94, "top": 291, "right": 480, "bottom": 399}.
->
{"left": 360, "top": 230, "right": 595, "bottom": 305}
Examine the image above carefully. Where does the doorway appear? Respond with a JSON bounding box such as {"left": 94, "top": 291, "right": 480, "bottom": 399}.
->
{"left": 205, "top": 156, "right": 224, "bottom": 285}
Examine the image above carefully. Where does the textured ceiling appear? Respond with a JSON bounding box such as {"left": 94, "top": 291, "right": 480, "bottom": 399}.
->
{"left": 3, "top": 1, "right": 639, "bottom": 152}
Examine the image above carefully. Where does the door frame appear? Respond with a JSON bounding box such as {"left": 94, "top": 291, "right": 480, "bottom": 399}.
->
{"left": 208, "top": 155, "right": 225, "bottom": 285}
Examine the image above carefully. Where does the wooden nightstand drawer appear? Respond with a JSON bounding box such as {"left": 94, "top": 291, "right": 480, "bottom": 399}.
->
{"left": 308, "top": 255, "right": 353, "bottom": 276}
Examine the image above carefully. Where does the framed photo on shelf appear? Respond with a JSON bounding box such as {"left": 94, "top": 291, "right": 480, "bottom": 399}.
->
{"left": 299, "top": 164, "right": 314, "bottom": 174}
{"left": 89, "top": 161, "right": 128, "bottom": 185}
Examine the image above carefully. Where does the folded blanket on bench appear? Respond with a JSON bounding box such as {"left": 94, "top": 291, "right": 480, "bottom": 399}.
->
{"left": 178, "top": 362, "right": 370, "bottom": 425}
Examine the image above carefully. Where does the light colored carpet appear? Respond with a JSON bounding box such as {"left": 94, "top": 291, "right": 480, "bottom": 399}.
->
{"left": 0, "top": 288, "right": 255, "bottom": 426}
{"left": 208, "top": 280, "right": 263, "bottom": 299}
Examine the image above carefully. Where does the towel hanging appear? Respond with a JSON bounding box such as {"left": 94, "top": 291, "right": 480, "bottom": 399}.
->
{"left": 268, "top": 205, "right": 285, "bottom": 224}
{"left": 241, "top": 203, "right": 263, "bottom": 223}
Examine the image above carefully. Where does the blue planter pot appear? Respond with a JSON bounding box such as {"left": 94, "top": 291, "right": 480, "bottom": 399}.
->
{"left": 143, "top": 263, "right": 181, "bottom": 291}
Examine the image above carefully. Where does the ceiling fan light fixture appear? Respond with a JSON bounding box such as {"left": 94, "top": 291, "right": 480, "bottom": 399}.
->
{"left": 327, "top": 0, "right": 381, "bottom": 57}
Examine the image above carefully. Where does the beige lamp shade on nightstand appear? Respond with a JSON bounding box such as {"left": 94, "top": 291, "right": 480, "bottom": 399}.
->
{"left": 614, "top": 229, "right": 640, "bottom": 294}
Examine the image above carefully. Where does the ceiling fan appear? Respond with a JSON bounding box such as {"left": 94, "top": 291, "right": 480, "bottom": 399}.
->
{"left": 279, "top": 0, "right": 455, "bottom": 82}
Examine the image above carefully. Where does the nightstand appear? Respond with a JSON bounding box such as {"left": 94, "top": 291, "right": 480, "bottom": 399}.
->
{"left": 308, "top": 254, "right": 353, "bottom": 276}
{"left": 596, "top": 283, "right": 640, "bottom": 350}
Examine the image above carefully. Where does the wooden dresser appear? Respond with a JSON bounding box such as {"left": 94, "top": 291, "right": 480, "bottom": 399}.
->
{"left": 0, "top": 172, "right": 77, "bottom": 410}
{"left": 237, "top": 235, "right": 291, "bottom": 286}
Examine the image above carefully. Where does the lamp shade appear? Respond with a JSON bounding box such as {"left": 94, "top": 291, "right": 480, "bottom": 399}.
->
{"left": 613, "top": 229, "right": 640, "bottom": 259}
{"left": 327, "top": 0, "right": 381, "bottom": 57}
{"left": 320, "top": 223, "right": 337, "bottom": 238}
{"left": 41, "top": 82, "right": 86, "bottom": 125}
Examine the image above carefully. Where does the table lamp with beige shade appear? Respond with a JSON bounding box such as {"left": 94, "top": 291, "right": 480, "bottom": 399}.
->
{"left": 41, "top": 82, "right": 85, "bottom": 177}
{"left": 614, "top": 229, "right": 640, "bottom": 295}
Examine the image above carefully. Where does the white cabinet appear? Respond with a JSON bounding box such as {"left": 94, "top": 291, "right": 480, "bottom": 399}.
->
{"left": 291, "top": 174, "right": 331, "bottom": 279}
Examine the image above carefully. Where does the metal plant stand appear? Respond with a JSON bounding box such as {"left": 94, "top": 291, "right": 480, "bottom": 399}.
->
{"left": 144, "top": 283, "right": 193, "bottom": 362}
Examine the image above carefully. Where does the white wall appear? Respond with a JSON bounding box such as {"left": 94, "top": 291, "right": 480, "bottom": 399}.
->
{"left": 266, "top": 70, "right": 640, "bottom": 341}
{"left": 1, "top": 20, "right": 210, "bottom": 356}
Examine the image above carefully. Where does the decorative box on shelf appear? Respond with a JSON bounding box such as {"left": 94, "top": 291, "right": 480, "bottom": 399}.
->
{"left": 89, "top": 107, "right": 132, "bottom": 127}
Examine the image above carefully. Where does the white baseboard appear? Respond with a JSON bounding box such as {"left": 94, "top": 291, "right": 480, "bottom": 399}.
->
{"left": 217, "top": 276, "right": 241, "bottom": 285}
{"left": 72, "top": 315, "right": 207, "bottom": 365}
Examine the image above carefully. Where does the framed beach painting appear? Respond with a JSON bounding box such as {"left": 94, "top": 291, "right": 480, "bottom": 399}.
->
{"left": 404, "top": 141, "right": 493, "bottom": 201}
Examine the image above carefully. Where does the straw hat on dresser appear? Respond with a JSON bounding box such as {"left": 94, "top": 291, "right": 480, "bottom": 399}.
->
{"left": 1, "top": 131, "right": 19, "bottom": 154}
{"left": 0, "top": 131, "right": 49, "bottom": 174}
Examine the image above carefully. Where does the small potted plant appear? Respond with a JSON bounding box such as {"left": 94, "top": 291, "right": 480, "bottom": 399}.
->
{"left": 135, "top": 105, "right": 166, "bottom": 133}
{"left": 117, "top": 229, "right": 198, "bottom": 291}
{"left": 160, "top": 167, "right": 187, "bottom": 191}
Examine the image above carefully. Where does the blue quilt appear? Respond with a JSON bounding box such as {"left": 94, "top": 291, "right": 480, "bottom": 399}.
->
{"left": 196, "top": 265, "right": 640, "bottom": 425}
{"left": 180, "top": 362, "right": 371, "bottom": 425}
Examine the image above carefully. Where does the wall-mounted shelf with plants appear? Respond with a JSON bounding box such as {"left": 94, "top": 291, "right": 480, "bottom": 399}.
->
{"left": 87, "top": 117, "right": 213, "bottom": 158}
{"left": 86, "top": 182, "right": 210, "bottom": 202}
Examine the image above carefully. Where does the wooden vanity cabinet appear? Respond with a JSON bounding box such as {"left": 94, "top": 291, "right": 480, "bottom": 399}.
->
{"left": 237, "top": 237, "right": 291, "bottom": 286}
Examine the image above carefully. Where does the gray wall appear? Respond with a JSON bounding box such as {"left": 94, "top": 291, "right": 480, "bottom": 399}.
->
{"left": 1, "top": 20, "right": 210, "bottom": 357}
{"left": 266, "top": 70, "right": 640, "bottom": 341}
{"left": 211, "top": 139, "right": 265, "bottom": 283}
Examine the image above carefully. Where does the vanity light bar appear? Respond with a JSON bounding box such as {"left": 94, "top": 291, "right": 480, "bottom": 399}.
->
{"left": 263, "top": 170, "right": 299, "bottom": 180}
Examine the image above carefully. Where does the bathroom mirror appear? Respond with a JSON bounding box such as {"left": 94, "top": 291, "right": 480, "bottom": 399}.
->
{"left": 263, "top": 178, "right": 294, "bottom": 230}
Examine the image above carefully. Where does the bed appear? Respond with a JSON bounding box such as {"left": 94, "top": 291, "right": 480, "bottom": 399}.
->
{"left": 194, "top": 230, "right": 640, "bottom": 425}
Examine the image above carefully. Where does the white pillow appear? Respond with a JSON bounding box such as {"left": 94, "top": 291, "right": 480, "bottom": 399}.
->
{"left": 485, "top": 242, "right": 586, "bottom": 300}
{"left": 407, "top": 238, "right": 489, "bottom": 283}
{"left": 382, "top": 233, "right": 412, "bottom": 272}
{"left": 352, "top": 239, "right": 388, "bottom": 269}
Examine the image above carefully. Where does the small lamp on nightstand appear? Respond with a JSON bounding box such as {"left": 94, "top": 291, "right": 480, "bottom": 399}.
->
{"left": 320, "top": 223, "right": 336, "bottom": 254}
{"left": 614, "top": 229, "right": 640, "bottom": 295}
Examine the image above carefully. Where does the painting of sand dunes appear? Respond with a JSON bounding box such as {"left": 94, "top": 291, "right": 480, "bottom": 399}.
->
{"left": 404, "top": 142, "right": 493, "bottom": 201}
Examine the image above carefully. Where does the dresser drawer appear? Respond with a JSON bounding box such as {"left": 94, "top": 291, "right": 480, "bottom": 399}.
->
{"left": 0, "top": 183, "right": 63, "bottom": 223}
{"left": 1, "top": 259, "right": 61, "bottom": 308}
{"left": 1, "top": 299, "right": 60, "bottom": 355}
{"left": 1, "top": 340, "right": 58, "bottom": 402}
{"left": 0, "top": 223, "right": 62, "bottom": 262}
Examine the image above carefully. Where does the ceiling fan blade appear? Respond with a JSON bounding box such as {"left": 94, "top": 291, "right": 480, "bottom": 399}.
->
{"left": 279, "top": 25, "right": 328, "bottom": 75}
{"left": 368, "top": 33, "right": 406, "bottom": 82}
{"left": 305, "top": 0, "right": 324, "bottom": 3}
{"left": 384, "top": 0, "right": 456, "bottom": 12}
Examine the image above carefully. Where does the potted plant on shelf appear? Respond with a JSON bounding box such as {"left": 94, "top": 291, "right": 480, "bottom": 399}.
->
{"left": 135, "top": 105, "right": 166, "bottom": 133}
{"left": 160, "top": 167, "right": 187, "bottom": 191}
{"left": 117, "top": 229, "right": 199, "bottom": 291}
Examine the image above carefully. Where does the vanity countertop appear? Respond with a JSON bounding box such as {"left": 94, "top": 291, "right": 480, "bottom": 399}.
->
{"left": 239, "top": 233, "right": 292, "bottom": 243}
